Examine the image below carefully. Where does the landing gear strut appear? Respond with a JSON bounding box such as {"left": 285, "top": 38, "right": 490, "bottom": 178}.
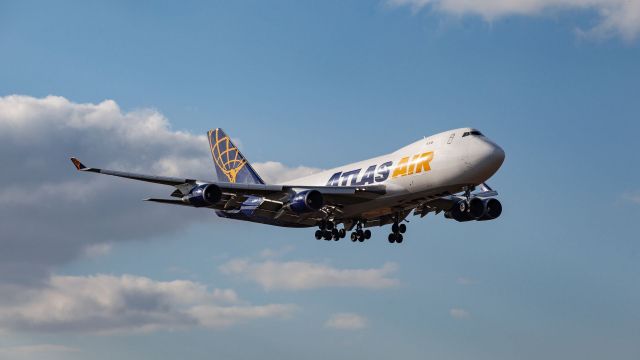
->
{"left": 388, "top": 215, "right": 406, "bottom": 244}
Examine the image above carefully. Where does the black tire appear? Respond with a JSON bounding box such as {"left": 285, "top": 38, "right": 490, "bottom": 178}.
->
{"left": 388, "top": 233, "right": 395, "bottom": 243}
{"left": 351, "top": 232, "right": 357, "bottom": 242}
{"left": 357, "top": 229, "right": 364, "bottom": 238}
{"left": 392, "top": 223, "right": 399, "bottom": 233}
{"left": 399, "top": 223, "right": 406, "bottom": 234}
{"left": 358, "top": 236, "right": 365, "bottom": 242}
{"left": 364, "top": 230, "right": 371, "bottom": 239}
{"left": 324, "top": 231, "right": 332, "bottom": 240}
{"left": 315, "top": 230, "right": 323, "bottom": 240}
{"left": 396, "top": 234, "right": 403, "bottom": 243}
{"left": 339, "top": 229, "right": 346, "bottom": 239}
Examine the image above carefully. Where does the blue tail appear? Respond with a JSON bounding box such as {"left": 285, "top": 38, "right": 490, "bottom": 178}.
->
{"left": 207, "top": 128, "right": 264, "bottom": 184}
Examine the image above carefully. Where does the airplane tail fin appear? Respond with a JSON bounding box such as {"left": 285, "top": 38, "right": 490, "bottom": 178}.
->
{"left": 207, "top": 128, "right": 265, "bottom": 184}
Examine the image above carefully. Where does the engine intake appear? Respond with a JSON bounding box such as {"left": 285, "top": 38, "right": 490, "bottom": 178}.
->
{"left": 183, "top": 184, "right": 222, "bottom": 207}
{"left": 287, "top": 190, "right": 324, "bottom": 214}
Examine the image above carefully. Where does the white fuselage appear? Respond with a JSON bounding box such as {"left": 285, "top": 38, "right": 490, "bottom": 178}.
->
{"left": 282, "top": 128, "right": 505, "bottom": 220}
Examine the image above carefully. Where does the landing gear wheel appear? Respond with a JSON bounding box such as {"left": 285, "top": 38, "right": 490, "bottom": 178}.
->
{"left": 358, "top": 235, "right": 365, "bottom": 242}
{"left": 392, "top": 223, "right": 399, "bottom": 234}
{"left": 350, "top": 232, "right": 357, "bottom": 242}
{"left": 364, "top": 230, "right": 371, "bottom": 240}
{"left": 356, "top": 229, "right": 364, "bottom": 239}
{"left": 388, "top": 234, "right": 396, "bottom": 243}
{"left": 323, "top": 231, "right": 332, "bottom": 240}
{"left": 399, "top": 224, "right": 406, "bottom": 234}
{"left": 339, "top": 229, "right": 346, "bottom": 239}
{"left": 315, "top": 230, "right": 323, "bottom": 240}
{"left": 396, "top": 234, "right": 404, "bottom": 243}
{"left": 331, "top": 229, "right": 339, "bottom": 241}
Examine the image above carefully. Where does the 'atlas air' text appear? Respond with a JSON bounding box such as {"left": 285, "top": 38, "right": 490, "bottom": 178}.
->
{"left": 326, "top": 152, "right": 434, "bottom": 186}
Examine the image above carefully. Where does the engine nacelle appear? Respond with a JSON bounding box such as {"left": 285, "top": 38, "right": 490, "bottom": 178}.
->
{"left": 183, "top": 184, "right": 222, "bottom": 207}
{"left": 477, "top": 198, "right": 502, "bottom": 221}
{"left": 287, "top": 190, "right": 324, "bottom": 214}
{"left": 444, "top": 200, "right": 474, "bottom": 222}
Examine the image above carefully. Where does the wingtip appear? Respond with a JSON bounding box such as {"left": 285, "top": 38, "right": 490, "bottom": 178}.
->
{"left": 70, "top": 157, "right": 86, "bottom": 170}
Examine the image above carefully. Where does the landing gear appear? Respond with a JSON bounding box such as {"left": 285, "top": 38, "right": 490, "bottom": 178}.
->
{"left": 388, "top": 233, "right": 403, "bottom": 243}
{"left": 388, "top": 215, "right": 406, "bottom": 244}
{"left": 316, "top": 220, "right": 371, "bottom": 243}
{"left": 349, "top": 221, "right": 371, "bottom": 243}
{"left": 315, "top": 221, "right": 346, "bottom": 241}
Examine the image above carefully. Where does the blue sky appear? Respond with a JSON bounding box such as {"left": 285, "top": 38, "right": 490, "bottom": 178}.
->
{"left": 0, "top": 1, "right": 639, "bottom": 359}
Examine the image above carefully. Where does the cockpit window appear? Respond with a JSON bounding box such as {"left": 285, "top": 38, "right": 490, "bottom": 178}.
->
{"left": 462, "top": 130, "right": 483, "bottom": 137}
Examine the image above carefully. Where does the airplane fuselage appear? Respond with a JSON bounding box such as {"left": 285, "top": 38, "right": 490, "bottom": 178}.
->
{"left": 219, "top": 128, "right": 505, "bottom": 228}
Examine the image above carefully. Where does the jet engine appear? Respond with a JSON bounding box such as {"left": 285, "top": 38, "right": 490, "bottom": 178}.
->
{"left": 445, "top": 197, "right": 502, "bottom": 222}
{"left": 183, "top": 184, "right": 222, "bottom": 207}
{"left": 287, "top": 190, "right": 324, "bottom": 214}
{"left": 476, "top": 198, "right": 502, "bottom": 221}
{"left": 444, "top": 200, "right": 474, "bottom": 222}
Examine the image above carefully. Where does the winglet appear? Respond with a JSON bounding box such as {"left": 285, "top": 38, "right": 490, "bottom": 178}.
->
{"left": 70, "top": 157, "right": 87, "bottom": 170}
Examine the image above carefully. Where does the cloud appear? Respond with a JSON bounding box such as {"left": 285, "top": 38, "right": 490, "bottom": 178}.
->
{"left": 252, "top": 161, "right": 322, "bottom": 183}
{"left": 449, "top": 308, "right": 470, "bottom": 319}
{"left": 82, "top": 243, "right": 112, "bottom": 258}
{"left": 622, "top": 191, "right": 640, "bottom": 204}
{"left": 387, "top": 0, "right": 640, "bottom": 41}
{"left": 0, "top": 274, "right": 295, "bottom": 334}
{"left": 220, "top": 259, "right": 399, "bottom": 290}
{"left": 0, "top": 344, "right": 80, "bottom": 360}
{"left": 0, "top": 95, "right": 319, "bottom": 286}
{"left": 324, "top": 313, "right": 369, "bottom": 330}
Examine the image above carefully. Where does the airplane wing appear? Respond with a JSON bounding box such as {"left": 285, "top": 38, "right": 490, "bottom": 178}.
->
{"left": 70, "top": 157, "right": 385, "bottom": 213}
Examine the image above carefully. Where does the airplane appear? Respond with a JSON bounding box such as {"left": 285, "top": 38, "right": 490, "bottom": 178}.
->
{"left": 70, "top": 127, "right": 505, "bottom": 244}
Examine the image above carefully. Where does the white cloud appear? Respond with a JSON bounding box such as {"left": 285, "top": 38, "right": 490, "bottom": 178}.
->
{"left": 253, "top": 161, "right": 322, "bottom": 183}
{"left": 0, "top": 95, "right": 320, "bottom": 286}
{"left": 0, "top": 274, "right": 295, "bottom": 334}
{"left": 449, "top": 308, "right": 470, "bottom": 319}
{"left": 324, "top": 313, "right": 369, "bottom": 330}
{"left": 220, "top": 259, "right": 399, "bottom": 290}
{"left": 388, "top": 0, "right": 640, "bottom": 40}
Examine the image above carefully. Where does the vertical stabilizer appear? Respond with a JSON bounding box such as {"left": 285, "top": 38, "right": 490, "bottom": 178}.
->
{"left": 207, "top": 128, "right": 265, "bottom": 184}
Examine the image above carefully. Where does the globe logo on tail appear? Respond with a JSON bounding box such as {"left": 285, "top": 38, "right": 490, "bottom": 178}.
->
{"left": 208, "top": 129, "right": 247, "bottom": 183}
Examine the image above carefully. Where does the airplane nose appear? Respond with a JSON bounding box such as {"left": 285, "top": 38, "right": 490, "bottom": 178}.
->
{"left": 464, "top": 139, "right": 505, "bottom": 183}
{"left": 493, "top": 143, "right": 506, "bottom": 166}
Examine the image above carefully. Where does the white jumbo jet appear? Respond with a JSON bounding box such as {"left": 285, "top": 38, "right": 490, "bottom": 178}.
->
{"left": 71, "top": 127, "right": 505, "bottom": 243}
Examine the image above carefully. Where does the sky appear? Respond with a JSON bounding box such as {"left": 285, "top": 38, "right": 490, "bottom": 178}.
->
{"left": 0, "top": 0, "right": 639, "bottom": 359}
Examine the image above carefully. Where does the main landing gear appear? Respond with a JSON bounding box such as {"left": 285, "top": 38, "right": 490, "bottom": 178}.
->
{"left": 315, "top": 221, "right": 346, "bottom": 241}
{"left": 314, "top": 221, "right": 370, "bottom": 242}
{"left": 388, "top": 218, "right": 407, "bottom": 244}
{"left": 349, "top": 221, "right": 371, "bottom": 243}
